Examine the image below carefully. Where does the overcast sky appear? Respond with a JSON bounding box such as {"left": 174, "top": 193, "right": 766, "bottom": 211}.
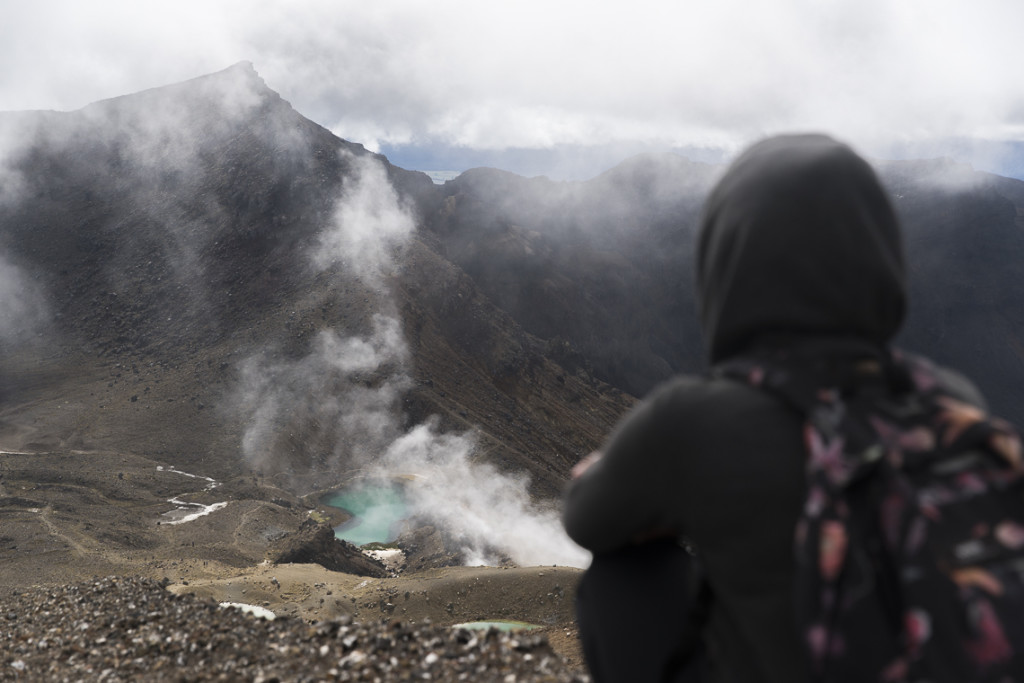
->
{"left": 3, "top": 0, "right": 1023, "bottom": 178}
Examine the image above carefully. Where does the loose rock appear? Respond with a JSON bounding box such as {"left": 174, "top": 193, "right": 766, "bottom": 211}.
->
{"left": 0, "top": 576, "right": 589, "bottom": 682}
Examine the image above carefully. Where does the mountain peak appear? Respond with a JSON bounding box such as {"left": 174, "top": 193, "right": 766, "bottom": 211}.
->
{"left": 72, "top": 60, "right": 286, "bottom": 126}
{"left": 185, "top": 60, "right": 270, "bottom": 95}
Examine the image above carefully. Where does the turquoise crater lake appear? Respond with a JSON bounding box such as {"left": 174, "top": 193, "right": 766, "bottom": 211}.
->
{"left": 323, "top": 482, "right": 408, "bottom": 546}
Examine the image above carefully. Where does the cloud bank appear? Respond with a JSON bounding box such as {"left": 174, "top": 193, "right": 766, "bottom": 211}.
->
{"left": 4, "top": 0, "right": 1023, "bottom": 173}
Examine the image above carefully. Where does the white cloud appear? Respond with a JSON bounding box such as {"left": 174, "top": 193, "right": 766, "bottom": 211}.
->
{"left": 2, "top": 0, "right": 1023, "bottom": 163}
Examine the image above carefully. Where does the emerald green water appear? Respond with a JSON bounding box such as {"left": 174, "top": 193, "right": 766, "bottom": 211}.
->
{"left": 324, "top": 483, "right": 407, "bottom": 546}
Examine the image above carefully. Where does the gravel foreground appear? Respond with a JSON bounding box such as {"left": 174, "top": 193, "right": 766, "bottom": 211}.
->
{"left": 1, "top": 577, "right": 590, "bottom": 682}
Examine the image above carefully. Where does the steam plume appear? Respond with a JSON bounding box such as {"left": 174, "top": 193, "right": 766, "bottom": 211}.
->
{"left": 236, "top": 153, "right": 588, "bottom": 567}
{"left": 379, "top": 423, "right": 589, "bottom": 567}
{"left": 312, "top": 151, "right": 416, "bottom": 288}
{"left": 236, "top": 314, "right": 411, "bottom": 475}
{"left": 0, "top": 254, "right": 48, "bottom": 344}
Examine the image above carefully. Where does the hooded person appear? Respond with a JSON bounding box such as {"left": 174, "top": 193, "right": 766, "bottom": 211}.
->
{"left": 562, "top": 134, "right": 987, "bottom": 682}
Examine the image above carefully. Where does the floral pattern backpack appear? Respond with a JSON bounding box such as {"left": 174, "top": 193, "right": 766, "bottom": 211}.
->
{"left": 719, "top": 350, "right": 1024, "bottom": 682}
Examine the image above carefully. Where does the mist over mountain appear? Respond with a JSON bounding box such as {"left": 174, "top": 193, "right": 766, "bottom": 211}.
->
{"left": 2, "top": 63, "right": 1024, "bottom": 577}
{"left": 423, "top": 146, "right": 1024, "bottom": 428}
{"left": 0, "top": 62, "right": 630, "bottom": 507}
{"left": 425, "top": 156, "right": 713, "bottom": 398}
{"left": 881, "top": 159, "right": 1024, "bottom": 421}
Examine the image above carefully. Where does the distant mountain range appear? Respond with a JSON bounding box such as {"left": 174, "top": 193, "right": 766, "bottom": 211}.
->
{"left": 3, "top": 62, "right": 1024, "bottom": 501}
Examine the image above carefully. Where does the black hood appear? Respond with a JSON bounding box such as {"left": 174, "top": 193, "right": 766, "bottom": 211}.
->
{"left": 696, "top": 134, "right": 906, "bottom": 364}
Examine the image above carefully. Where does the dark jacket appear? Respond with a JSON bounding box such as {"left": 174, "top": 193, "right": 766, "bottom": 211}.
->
{"left": 562, "top": 134, "right": 985, "bottom": 682}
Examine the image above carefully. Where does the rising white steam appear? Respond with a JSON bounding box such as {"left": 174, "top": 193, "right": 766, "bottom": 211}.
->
{"left": 0, "top": 115, "right": 31, "bottom": 210}
{"left": 238, "top": 153, "right": 587, "bottom": 567}
{"left": 0, "top": 162, "right": 25, "bottom": 209}
{"left": 237, "top": 314, "right": 411, "bottom": 474}
{"left": 0, "top": 123, "right": 41, "bottom": 335}
{"left": 379, "top": 423, "right": 590, "bottom": 567}
{"left": 312, "top": 151, "right": 416, "bottom": 287}
{"left": 0, "top": 254, "right": 48, "bottom": 343}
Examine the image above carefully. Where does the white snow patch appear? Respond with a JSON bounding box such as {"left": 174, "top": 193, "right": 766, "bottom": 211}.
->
{"left": 364, "top": 547, "right": 405, "bottom": 571}
{"left": 161, "top": 499, "right": 229, "bottom": 525}
{"left": 219, "top": 602, "right": 276, "bottom": 620}
{"left": 156, "top": 465, "right": 219, "bottom": 489}
{"left": 156, "top": 465, "right": 226, "bottom": 525}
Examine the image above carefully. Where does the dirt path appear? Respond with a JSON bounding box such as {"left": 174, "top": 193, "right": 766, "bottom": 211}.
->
{"left": 36, "top": 505, "right": 93, "bottom": 557}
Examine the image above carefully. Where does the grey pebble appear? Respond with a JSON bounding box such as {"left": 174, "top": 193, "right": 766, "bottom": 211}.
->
{"left": 0, "top": 576, "right": 589, "bottom": 682}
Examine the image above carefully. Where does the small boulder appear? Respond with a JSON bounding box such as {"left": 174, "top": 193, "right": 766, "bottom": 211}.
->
{"left": 268, "top": 519, "right": 387, "bottom": 577}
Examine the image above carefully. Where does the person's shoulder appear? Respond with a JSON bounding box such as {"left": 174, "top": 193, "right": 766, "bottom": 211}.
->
{"left": 901, "top": 351, "right": 988, "bottom": 410}
{"left": 644, "top": 370, "right": 784, "bottom": 417}
{"left": 932, "top": 364, "right": 988, "bottom": 410}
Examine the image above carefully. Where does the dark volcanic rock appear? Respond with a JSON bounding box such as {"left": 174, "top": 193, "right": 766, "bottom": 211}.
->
{"left": 422, "top": 156, "right": 713, "bottom": 398}
{"left": 269, "top": 519, "right": 387, "bottom": 577}
{"left": 395, "top": 525, "right": 462, "bottom": 573}
{"left": 0, "top": 576, "right": 588, "bottom": 682}
{"left": 0, "top": 62, "right": 631, "bottom": 496}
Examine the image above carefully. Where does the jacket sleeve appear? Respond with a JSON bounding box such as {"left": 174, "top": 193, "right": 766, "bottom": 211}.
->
{"left": 562, "top": 380, "right": 688, "bottom": 554}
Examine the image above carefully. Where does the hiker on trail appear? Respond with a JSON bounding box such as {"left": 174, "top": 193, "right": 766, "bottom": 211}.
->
{"left": 563, "top": 134, "right": 1024, "bottom": 682}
